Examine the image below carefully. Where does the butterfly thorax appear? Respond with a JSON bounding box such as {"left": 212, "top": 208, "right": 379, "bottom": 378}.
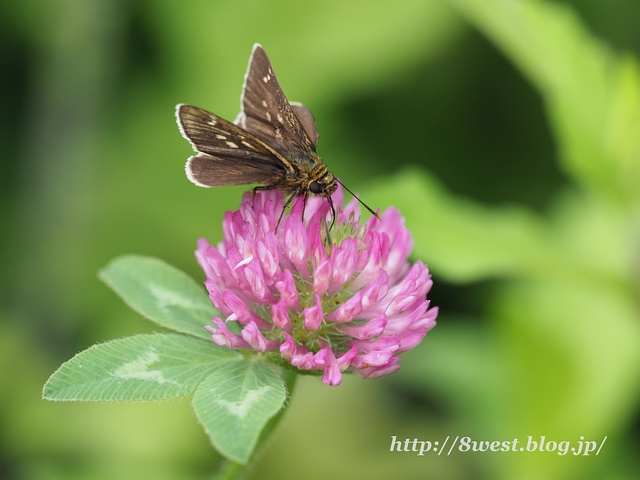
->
{"left": 275, "top": 149, "right": 336, "bottom": 198}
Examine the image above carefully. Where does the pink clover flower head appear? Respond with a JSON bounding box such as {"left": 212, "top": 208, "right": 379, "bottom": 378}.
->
{"left": 199, "top": 187, "right": 437, "bottom": 386}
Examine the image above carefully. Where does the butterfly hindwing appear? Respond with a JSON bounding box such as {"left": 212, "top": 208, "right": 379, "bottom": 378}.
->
{"left": 289, "top": 102, "right": 319, "bottom": 147}
{"left": 185, "top": 153, "right": 285, "bottom": 187}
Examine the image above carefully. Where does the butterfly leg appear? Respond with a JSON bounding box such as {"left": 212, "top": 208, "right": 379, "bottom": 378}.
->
{"left": 274, "top": 190, "right": 301, "bottom": 231}
{"left": 253, "top": 184, "right": 280, "bottom": 195}
{"left": 300, "top": 191, "right": 309, "bottom": 221}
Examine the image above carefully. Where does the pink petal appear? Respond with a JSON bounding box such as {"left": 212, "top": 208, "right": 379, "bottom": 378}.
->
{"left": 326, "top": 291, "right": 363, "bottom": 322}
{"left": 354, "top": 334, "right": 401, "bottom": 354}
{"left": 256, "top": 238, "right": 279, "bottom": 279}
{"left": 205, "top": 318, "right": 250, "bottom": 349}
{"left": 290, "top": 346, "right": 328, "bottom": 370}
{"left": 243, "top": 259, "right": 276, "bottom": 303}
{"left": 331, "top": 238, "right": 358, "bottom": 287}
{"left": 279, "top": 333, "right": 297, "bottom": 361}
{"left": 283, "top": 200, "right": 309, "bottom": 274}
{"left": 337, "top": 345, "right": 358, "bottom": 370}
{"left": 397, "top": 326, "right": 429, "bottom": 352}
{"left": 275, "top": 269, "right": 301, "bottom": 311}
{"left": 321, "top": 347, "right": 343, "bottom": 386}
{"left": 350, "top": 233, "right": 384, "bottom": 290}
{"left": 195, "top": 238, "right": 216, "bottom": 278}
{"left": 202, "top": 245, "right": 237, "bottom": 286}
{"left": 304, "top": 294, "right": 324, "bottom": 330}
{"left": 271, "top": 299, "right": 292, "bottom": 330}
{"left": 313, "top": 259, "right": 332, "bottom": 295}
{"left": 222, "top": 290, "right": 270, "bottom": 328}
{"left": 340, "top": 315, "right": 387, "bottom": 340}
{"left": 204, "top": 279, "right": 230, "bottom": 316}
{"left": 360, "top": 269, "right": 389, "bottom": 312}
{"left": 351, "top": 349, "right": 395, "bottom": 369}
{"left": 241, "top": 321, "right": 280, "bottom": 352}
{"left": 355, "top": 356, "right": 402, "bottom": 379}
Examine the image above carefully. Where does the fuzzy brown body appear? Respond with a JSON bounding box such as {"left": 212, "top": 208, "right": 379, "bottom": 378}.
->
{"left": 267, "top": 157, "right": 337, "bottom": 197}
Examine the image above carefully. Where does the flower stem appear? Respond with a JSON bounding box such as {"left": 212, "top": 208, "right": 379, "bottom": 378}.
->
{"left": 212, "top": 369, "right": 298, "bottom": 480}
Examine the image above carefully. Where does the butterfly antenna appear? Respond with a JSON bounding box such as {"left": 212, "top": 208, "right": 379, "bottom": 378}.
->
{"left": 300, "top": 191, "right": 309, "bottom": 221}
{"left": 335, "top": 179, "right": 380, "bottom": 220}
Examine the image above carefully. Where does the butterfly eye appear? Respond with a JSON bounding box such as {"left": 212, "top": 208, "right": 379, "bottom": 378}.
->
{"left": 309, "top": 181, "right": 323, "bottom": 194}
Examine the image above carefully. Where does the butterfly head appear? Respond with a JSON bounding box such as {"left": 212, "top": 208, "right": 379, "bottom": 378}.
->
{"left": 309, "top": 170, "right": 338, "bottom": 198}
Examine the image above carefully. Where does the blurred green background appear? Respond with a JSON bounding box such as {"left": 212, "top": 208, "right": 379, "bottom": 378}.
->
{"left": 1, "top": 0, "right": 640, "bottom": 479}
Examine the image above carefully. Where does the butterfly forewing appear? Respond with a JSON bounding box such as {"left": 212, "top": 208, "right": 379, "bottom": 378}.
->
{"left": 178, "top": 104, "right": 270, "bottom": 159}
{"left": 236, "top": 45, "right": 317, "bottom": 155}
{"left": 177, "top": 104, "right": 294, "bottom": 187}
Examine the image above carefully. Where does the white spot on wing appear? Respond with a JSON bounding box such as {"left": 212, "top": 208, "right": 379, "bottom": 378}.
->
{"left": 215, "top": 134, "right": 226, "bottom": 140}
{"left": 265, "top": 112, "right": 271, "bottom": 121}
{"left": 276, "top": 114, "right": 283, "bottom": 123}
{"left": 262, "top": 100, "right": 268, "bottom": 107}
{"left": 226, "top": 141, "right": 239, "bottom": 148}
